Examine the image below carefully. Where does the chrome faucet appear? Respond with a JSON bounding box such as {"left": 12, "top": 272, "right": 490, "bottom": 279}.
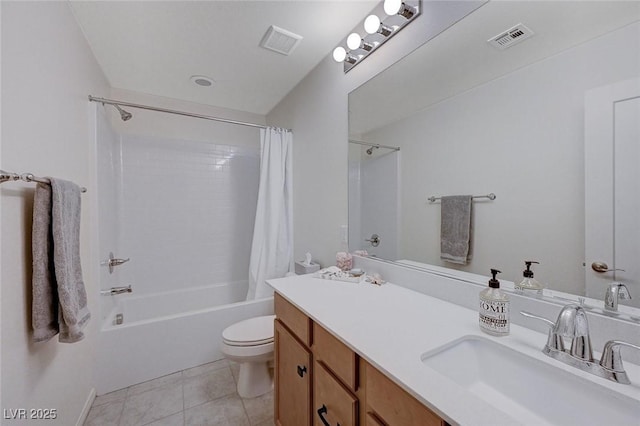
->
{"left": 521, "top": 304, "right": 640, "bottom": 384}
{"left": 100, "top": 285, "right": 133, "bottom": 296}
{"left": 604, "top": 282, "right": 631, "bottom": 312}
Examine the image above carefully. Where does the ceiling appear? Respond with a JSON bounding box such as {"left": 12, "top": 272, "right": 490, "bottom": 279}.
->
{"left": 349, "top": 1, "right": 640, "bottom": 135}
{"left": 69, "top": 0, "right": 378, "bottom": 115}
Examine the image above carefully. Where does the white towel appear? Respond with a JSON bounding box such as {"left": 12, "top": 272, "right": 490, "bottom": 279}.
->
{"left": 440, "top": 195, "right": 473, "bottom": 265}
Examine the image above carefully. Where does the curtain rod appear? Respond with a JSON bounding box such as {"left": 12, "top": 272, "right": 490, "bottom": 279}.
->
{"left": 88, "top": 96, "right": 290, "bottom": 131}
{"left": 348, "top": 139, "right": 400, "bottom": 152}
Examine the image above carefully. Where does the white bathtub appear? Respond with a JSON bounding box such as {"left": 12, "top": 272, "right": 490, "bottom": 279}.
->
{"left": 95, "top": 281, "right": 274, "bottom": 395}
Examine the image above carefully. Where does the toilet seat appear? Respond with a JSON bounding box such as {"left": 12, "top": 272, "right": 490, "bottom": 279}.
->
{"left": 222, "top": 314, "right": 275, "bottom": 347}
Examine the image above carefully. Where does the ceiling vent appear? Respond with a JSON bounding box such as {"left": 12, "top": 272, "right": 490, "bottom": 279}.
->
{"left": 488, "top": 23, "right": 534, "bottom": 50}
{"left": 260, "top": 25, "right": 303, "bottom": 56}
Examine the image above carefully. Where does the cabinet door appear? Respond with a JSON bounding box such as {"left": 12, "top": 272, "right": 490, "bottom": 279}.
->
{"left": 275, "top": 320, "right": 312, "bottom": 426}
{"left": 365, "top": 412, "right": 386, "bottom": 426}
{"left": 313, "top": 323, "right": 358, "bottom": 391}
{"left": 365, "top": 362, "right": 443, "bottom": 426}
{"left": 314, "top": 361, "right": 358, "bottom": 426}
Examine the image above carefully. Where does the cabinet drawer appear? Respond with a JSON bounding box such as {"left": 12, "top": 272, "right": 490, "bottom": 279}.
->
{"left": 275, "top": 320, "right": 312, "bottom": 426}
{"left": 314, "top": 361, "right": 358, "bottom": 426}
{"left": 275, "top": 292, "right": 312, "bottom": 346}
{"left": 312, "top": 322, "right": 358, "bottom": 391}
{"left": 365, "top": 363, "right": 443, "bottom": 426}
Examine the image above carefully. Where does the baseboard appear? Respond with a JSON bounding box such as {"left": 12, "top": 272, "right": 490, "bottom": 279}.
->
{"left": 76, "top": 387, "right": 96, "bottom": 426}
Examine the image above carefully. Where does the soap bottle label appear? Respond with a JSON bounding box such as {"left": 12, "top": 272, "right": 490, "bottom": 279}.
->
{"left": 479, "top": 299, "right": 510, "bottom": 335}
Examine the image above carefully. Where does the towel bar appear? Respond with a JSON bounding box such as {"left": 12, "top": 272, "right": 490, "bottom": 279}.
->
{"left": 0, "top": 170, "right": 87, "bottom": 193}
{"left": 428, "top": 193, "right": 496, "bottom": 203}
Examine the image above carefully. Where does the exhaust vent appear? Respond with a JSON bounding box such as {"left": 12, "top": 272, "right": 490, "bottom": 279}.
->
{"left": 488, "top": 23, "right": 534, "bottom": 50}
{"left": 260, "top": 25, "right": 303, "bottom": 56}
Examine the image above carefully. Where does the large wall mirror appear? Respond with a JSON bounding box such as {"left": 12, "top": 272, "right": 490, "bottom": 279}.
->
{"left": 348, "top": 1, "right": 640, "bottom": 312}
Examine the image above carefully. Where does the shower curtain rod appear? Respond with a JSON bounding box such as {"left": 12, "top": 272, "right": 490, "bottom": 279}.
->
{"left": 349, "top": 139, "right": 400, "bottom": 151}
{"left": 88, "top": 96, "right": 290, "bottom": 131}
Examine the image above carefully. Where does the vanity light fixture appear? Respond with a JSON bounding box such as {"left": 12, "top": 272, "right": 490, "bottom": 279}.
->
{"left": 347, "top": 32, "right": 375, "bottom": 52}
{"left": 383, "top": 0, "right": 417, "bottom": 19}
{"left": 364, "top": 15, "right": 381, "bottom": 34}
{"left": 333, "top": 0, "right": 420, "bottom": 73}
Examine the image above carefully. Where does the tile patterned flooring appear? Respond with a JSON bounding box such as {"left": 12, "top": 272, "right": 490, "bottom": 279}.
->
{"left": 84, "top": 359, "right": 274, "bottom": 426}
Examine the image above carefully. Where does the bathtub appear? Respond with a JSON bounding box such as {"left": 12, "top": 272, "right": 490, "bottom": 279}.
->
{"left": 95, "top": 281, "right": 274, "bottom": 395}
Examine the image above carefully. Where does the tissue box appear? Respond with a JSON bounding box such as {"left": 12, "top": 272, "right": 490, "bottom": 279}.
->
{"left": 295, "top": 261, "right": 320, "bottom": 275}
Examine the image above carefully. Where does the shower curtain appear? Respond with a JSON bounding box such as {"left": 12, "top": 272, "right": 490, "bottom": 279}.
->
{"left": 246, "top": 127, "right": 293, "bottom": 300}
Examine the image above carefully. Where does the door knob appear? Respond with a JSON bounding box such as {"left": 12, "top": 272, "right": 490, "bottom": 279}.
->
{"left": 591, "top": 262, "right": 625, "bottom": 273}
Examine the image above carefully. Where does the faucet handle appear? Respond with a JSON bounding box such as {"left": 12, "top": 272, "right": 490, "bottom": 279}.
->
{"left": 555, "top": 304, "right": 593, "bottom": 361}
{"left": 605, "top": 282, "right": 632, "bottom": 312}
{"left": 616, "top": 283, "right": 632, "bottom": 300}
{"left": 520, "top": 311, "right": 565, "bottom": 352}
{"left": 600, "top": 340, "right": 640, "bottom": 385}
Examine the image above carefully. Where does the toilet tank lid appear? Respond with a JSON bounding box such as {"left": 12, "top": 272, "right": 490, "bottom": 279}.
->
{"left": 222, "top": 314, "right": 276, "bottom": 344}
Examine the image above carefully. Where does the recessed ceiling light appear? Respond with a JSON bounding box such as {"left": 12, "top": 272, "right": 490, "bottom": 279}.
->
{"left": 190, "top": 75, "right": 214, "bottom": 87}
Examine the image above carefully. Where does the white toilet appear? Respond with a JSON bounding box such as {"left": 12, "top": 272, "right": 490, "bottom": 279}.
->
{"left": 221, "top": 314, "right": 276, "bottom": 398}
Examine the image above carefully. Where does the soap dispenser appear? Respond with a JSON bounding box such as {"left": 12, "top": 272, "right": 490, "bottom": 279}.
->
{"left": 515, "top": 261, "right": 545, "bottom": 297}
{"left": 479, "top": 269, "right": 510, "bottom": 336}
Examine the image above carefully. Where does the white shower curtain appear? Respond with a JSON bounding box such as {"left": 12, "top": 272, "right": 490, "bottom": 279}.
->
{"left": 246, "top": 127, "right": 293, "bottom": 300}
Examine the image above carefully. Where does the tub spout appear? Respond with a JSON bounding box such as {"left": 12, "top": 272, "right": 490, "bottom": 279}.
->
{"left": 100, "top": 285, "right": 133, "bottom": 296}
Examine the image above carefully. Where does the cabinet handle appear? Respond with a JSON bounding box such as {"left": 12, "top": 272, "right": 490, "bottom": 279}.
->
{"left": 297, "top": 365, "right": 307, "bottom": 377}
{"left": 317, "top": 404, "right": 340, "bottom": 426}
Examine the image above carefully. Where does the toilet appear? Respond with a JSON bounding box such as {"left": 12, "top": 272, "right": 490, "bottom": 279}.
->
{"left": 221, "top": 314, "right": 276, "bottom": 398}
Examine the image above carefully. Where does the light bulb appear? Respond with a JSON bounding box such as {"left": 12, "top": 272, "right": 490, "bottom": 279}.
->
{"left": 383, "top": 0, "right": 402, "bottom": 15}
{"left": 332, "top": 46, "right": 347, "bottom": 62}
{"left": 346, "top": 33, "right": 362, "bottom": 50}
{"left": 364, "top": 15, "right": 381, "bottom": 34}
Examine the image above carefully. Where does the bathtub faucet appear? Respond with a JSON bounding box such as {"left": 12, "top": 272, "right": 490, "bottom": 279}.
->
{"left": 100, "top": 285, "right": 133, "bottom": 296}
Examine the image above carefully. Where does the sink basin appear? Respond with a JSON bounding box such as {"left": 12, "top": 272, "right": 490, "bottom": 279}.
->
{"left": 421, "top": 336, "right": 640, "bottom": 425}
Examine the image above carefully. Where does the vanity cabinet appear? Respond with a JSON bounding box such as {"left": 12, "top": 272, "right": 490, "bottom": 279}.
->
{"left": 314, "top": 360, "right": 358, "bottom": 426}
{"left": 274, "top": 293, "right": 447, "bottom": 426}
{"left": 274, "top": 291, "right": 313, "bottom": 426}
{"left": 274, "top": 320, "right": 312, "bottom": 426}
{"left": 364, "top": 362, "right": 444, "bottom": 426}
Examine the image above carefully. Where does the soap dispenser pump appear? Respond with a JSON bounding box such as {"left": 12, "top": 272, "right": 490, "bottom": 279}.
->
{"left": 515, "top": 261, "right": 545, "bottom": 297}
{"left": 479, "top": 269, "right": 510, "bottom": 336}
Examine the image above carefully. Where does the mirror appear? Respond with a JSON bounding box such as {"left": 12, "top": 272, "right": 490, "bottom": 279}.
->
{"left": 348, "top": 1, "right": 640, "bottom": 311}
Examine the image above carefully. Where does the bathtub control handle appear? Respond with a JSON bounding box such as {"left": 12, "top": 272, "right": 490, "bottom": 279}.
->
{"left": 105, "top": 252, "right": 130, "bottom": 274}
{"left": 100, "top": 285, "right": 133, "bottom": 296}
{"left": 297, "top": 365, "right": 307, "bottom": 378}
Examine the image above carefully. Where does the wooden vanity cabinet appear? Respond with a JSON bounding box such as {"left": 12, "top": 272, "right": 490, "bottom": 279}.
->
{"left": 274, "top": 293, "right": 313, "bottom": 426}
{"left": 274, "top": 292, "right": 447, "bottom": 426}
{"left": 314, "top": 360, "right": 358, "bottom": 426}
{"left": 274, "top": 320, "right": 312, "bottom": 426}
{"left": 364, "top": 362, "right": 446, "bottom": 426}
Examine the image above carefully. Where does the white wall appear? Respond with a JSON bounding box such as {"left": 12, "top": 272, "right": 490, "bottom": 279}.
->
{"left": 351, "top": 150, "right": 399, "bottom": 259}
{"left": 363, "top": 22, "right": 640, "bottom": 295}
{"left": 1, "top": 2, "right": 109, "bottom": 425}
{"left": 266, "top": 1, "right": 485, "bottom": 268}
{"left": 116, "top": 132, "right": 260, "bottom": 295}
{"left": 347, "top": 144, "right": 362, "bottom": 254}
{"left": 94, "top": 89, "right": 264, "bottom": 299}
{"left": 95, "top": 107, "right": 122, "bottom": 323}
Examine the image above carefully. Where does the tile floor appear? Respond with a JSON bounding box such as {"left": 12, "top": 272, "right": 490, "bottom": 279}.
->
{"left": 84, "top": 359, "right": 274, "bottom": 426}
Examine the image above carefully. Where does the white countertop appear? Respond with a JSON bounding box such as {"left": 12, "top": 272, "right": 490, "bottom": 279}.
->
{"left": 268, "top": 274, "right": 640, "bottom": 426}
